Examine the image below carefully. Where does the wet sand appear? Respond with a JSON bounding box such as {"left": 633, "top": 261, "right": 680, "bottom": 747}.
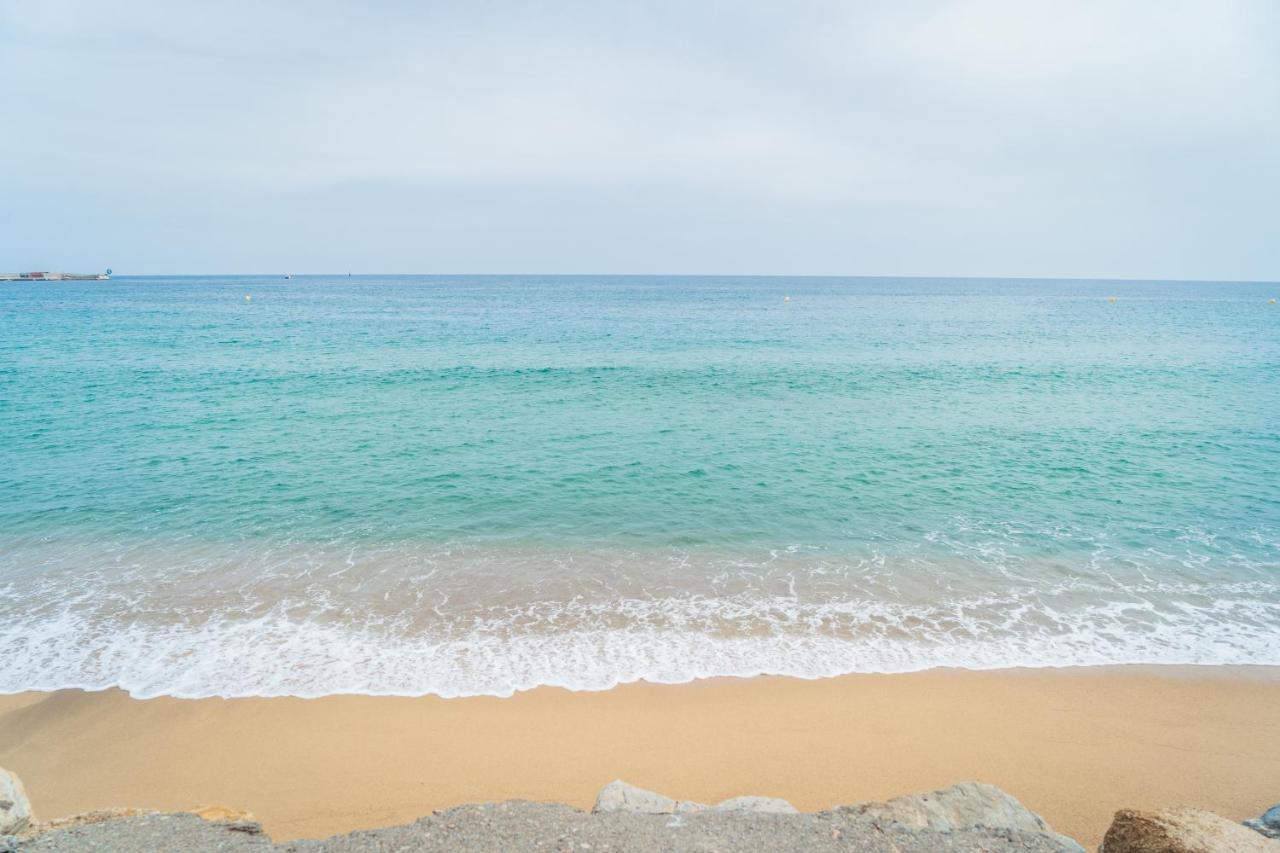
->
{"left": 1, "top": 666, "right": 1277, "bottom": 848}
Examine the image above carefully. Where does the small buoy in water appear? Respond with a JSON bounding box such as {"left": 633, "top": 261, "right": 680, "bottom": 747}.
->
{"left": 784, "top": 295, "right": 791, "bottom": 302}
{"left": 1108, "top": 296, "right": 1116, "bottom": 303}
{"left": 1271, "top": 298, "right": 1277, "bottom": 304}
{"left": 245, "top": 294, "right": 252, "bottom": 302}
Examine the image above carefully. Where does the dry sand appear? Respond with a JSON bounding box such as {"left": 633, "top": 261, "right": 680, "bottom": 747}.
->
{"left": 1, "top": 666, "right": 1277, "bottom": 848}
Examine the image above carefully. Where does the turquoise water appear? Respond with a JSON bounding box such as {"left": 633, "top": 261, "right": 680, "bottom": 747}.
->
{"left": 2, "top": 275, "right": 1278, "bottom": 696}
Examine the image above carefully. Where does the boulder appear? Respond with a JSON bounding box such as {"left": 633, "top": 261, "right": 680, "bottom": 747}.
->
{"left": 1101, "top": 807, "right": 1278, "bottom": 852}
{"left": 0, "top": 767, "right": 32, "bottom": 835}
{"left": 832, "top": 781, "right": 1083, "bottom": 852}
{"left": 715, "top": 795, "right": 798, "bottom": 814}
{"left": 1246, "top": 804, "right": 1280, "bottom": 840}
{"left": 592, "top": 780, "right": 705, "bottom": 815}
{"left": 592, "top": 781, "right": 803, "bottom": 816}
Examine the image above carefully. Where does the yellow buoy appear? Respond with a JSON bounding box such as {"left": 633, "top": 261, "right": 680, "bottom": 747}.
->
{"left": 1271, "top": 298, "right": 1277, "bottom": 304}
{"left": 1108, "top": 296, "right": 1116, "bottom": 303}
{"left": 784, "top": 295, "right": 791, "bottom": 302}
{"left": 245, "top": 294, "right": 252, "bottom": 302}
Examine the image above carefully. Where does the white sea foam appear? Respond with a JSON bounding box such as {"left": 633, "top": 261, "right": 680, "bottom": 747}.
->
{"left": 3, "top": 533, "right": 1277, "bottom": 698}
{"left": 3, "top": 580, "right": 1278, "bottom": 698}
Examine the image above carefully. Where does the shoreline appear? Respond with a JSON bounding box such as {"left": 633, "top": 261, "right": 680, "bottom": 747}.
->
{"left": 3, "top": 665, "right": 1278, "bottom": 848}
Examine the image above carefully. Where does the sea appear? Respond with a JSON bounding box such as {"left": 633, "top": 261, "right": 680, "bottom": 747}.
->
{"left": 1, "top": 275, "right": 1277, "bottom": 698}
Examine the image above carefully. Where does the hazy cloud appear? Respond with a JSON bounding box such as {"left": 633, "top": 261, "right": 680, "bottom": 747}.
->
{"left": 2, "top": 0, "right": 1277, "bottom": 277}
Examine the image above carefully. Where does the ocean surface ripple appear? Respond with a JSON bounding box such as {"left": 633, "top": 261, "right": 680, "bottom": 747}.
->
{"left": 1, "top": 275, "right": 1277, "bottom": 697}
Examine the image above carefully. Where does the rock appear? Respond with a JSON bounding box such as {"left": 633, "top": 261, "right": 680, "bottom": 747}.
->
{"left": 192, "top": 805, "right": 263, "bottom": 836}
{"left": 592, "top": 780, "right": 675, "bottom": 814}
{"left": 25, "top": 808, "right": 154, "bottom": 836}
{"left": 591, "top": 780, "right": 704, "bottom": 815}
{"left": 193, "top": 805, "right": 256, "bottom": 823}
{"left": 672, "top": 800, "right": 708, "bottom": 814}
{"left": 832, "top": 782, "right": 1083, "bottom": 852}
{"left": 11, "top": 812, "right": 272, "bottom": 851}
{"left": 592, "top": 781, "right": 797, "bottom": 816}
{"left": 714, "top": 795, "right": 798, "bottom": 814}
{"left": 10, "top": 799, "right": 1087, "bottom": 851}
{"left": 1245, "top": 804, "right": 1280, "bottom": 840}
{"left": 0, "top": 767, "right": 32, "bottom": 835}
{"left": 1101, "top": 807, "right": 1278, "bottom": 852}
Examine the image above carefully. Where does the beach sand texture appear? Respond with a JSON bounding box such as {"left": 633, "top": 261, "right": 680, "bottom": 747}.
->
{"left": 2, "top": 666, "right": 1277, "bottom": 849}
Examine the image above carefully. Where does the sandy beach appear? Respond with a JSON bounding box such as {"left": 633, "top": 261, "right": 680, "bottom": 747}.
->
{"left": 1, "top": 666, "right": 1276, "bottom": 848}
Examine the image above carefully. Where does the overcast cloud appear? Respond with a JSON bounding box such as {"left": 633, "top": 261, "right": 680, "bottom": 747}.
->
{"left": 1, "top": 1, "right": 1277, "bottom": 278}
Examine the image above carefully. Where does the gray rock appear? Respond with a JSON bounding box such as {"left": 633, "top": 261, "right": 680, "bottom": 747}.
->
{"left": 291, "top": 802, "right": 1084, "bottom": 851}
{"left": 592, "top": 779, "right": 674, "bottom": 814}
{"left": 9, "top": 799, "right": 1085, "bottom": 852}
{"left": 14, "top": 812, "right": 269, "bottom": 852}
{"left": 23, "top": 809, "right": 156, "bottom": 835}
{"left": 5, "top": 783, "right": 1088, "bottom": 852}
{"left": 830, "top": 782, "right": 1083, "bottom": 852}
{"left": 1246, "top": 804, "right": 1280, "bottom": 839}
{"left": 1101, "top": 807, "right": 1278, "bottom": 852}
{"left": 716, "top": 795, "right": 798, "bottom": 814}
{"left": 0, "top": 768, "right": 33, "bottom": 835}
{"left": 593, "top": 780, "right": 796, "bottom": 816}
{"left": 591, "top": 779, "right": 705, "bottom": 814}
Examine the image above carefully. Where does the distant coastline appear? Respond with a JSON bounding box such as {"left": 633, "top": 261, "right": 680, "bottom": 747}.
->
{"left": 0, "top": 271, "right": 110, "bottom": 281}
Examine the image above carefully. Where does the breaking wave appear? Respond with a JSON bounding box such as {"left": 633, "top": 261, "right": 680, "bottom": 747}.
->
{"left": 3, "top": 552, "right": 1277, "bottom": 698}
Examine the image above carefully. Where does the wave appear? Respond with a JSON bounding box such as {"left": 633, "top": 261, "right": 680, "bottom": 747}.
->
{"left": 3, "top": 583, "right": 1278, "bottom": 699}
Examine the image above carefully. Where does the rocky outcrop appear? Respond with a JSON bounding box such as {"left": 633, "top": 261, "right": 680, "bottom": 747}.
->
{"left": 3, "top": 812, "right": 267, "bottom": 852}
{"left": 7, "top": 800, "right": 1083, "bottom": 852}
{"left": 4, "top": 779, "right": 1084, "bottom": 851}
{"left": 1101, "top": 807, "right": 1279, "bottom": 852}
{"left": 14, "top": 773, "right": 1280, "bottom": 852}
{"left": 829, "top": 782, "right": 1084, "bottom": 852}
{"left": 19, "top": 808, "right": 155, "bottom": 835}
{"left": 1246, "top": 804, "right": 1280, "bottom": 840}
{"left": 0, "top": 768, "right": 32, "bottom": 835}
{"left": 714, "top": 795, "right": 798, "bottom": 814}
{"left": 592, "top": 780, "right": 798, "bottom": 816}
{"left": 592, "top": 780, "right": 707, "bottom": 814}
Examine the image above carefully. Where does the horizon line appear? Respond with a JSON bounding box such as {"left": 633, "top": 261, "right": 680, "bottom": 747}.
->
{"left": 52, "top": 272, "right": 1280, "bottom": 285}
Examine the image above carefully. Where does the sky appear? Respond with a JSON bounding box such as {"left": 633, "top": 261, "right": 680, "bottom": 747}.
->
{"left": 1, "top": 0, "right": 1278, "bottom": 279}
